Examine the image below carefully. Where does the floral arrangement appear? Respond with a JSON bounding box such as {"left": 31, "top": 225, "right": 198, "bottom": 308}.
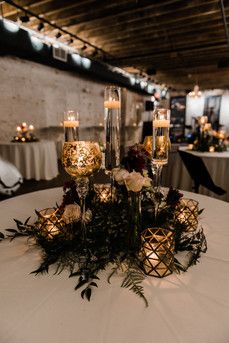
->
{"left": 12, "top": 122, "right": 39, "bottom": 143}
{"left": 0, "top": 145, "right": 207, "bottom": 306}
{"left": 190, "top": 121, "right": 227, "bottom": 152}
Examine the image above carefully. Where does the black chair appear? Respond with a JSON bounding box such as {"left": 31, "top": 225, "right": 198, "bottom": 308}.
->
{"left": 178, "top": 150, "right": 226, "bottom": 195}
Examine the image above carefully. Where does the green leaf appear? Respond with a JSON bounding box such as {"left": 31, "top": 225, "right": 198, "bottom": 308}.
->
{"left": 0, "top": 232, "right": 5, "bottom": 240}
{"left": 6, "top": 229, "right": 18, "bottom": 233}
{"left": 24, "top": 217, "right": 31, "bottom": 225}
{"left": 13, "top": 219, "right": 23, "bottom": 226}
{"left": 90, "top": 282, "right": 98, "bottom": 288}
{"left": 75, "top": 280, "right": 88, "bottom": 290}
{"left": 85, "top": 288, "right": 92, "bottom": 301}
{"left": 69, "top": 271, "right": 81, "bottom": 278}
{"left": 81, "top": 289, "right": 86, "bottom": 299}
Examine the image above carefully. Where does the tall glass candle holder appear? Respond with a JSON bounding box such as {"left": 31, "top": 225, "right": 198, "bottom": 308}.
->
{"left": 62, "top": 141, "right": 102, "bottom": 240}
{"left": 104, "top": 85, "right": 121, "bottom": 171}
{"left": 152, "top": 108, "right": 170, "bottom": 190}
{"left": 64, "top": 110, "right": 79, "bottom": 142}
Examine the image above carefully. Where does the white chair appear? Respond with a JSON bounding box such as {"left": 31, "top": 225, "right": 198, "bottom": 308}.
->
{"left": 0, "top": 158, "right": 23, "bottom": 196}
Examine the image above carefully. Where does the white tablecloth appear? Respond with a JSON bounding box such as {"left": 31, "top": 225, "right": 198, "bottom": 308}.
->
{"left": 0, "top": 188, "right": 229, "bottom": 343}
{"left": 163, "top": 147, "right": 229, "bottom": 202}
{"left": 0, "top": 141, "right": 59, "bottom": 181}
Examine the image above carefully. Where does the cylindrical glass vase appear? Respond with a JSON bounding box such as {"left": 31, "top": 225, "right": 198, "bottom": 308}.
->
{"left": 152, "top": 108, "right": 170, "bottom": 190}
{"left": 63, "top": 110, "right": 79, "bottom": 142}
{"left": 128, "top": 191, "right": 142, "bottom": 250}
{"left": 152, "top": 108, "right": 170, "bottom": 166}
{"left": 104, "top": 85, "right": 121, "bottom": 171}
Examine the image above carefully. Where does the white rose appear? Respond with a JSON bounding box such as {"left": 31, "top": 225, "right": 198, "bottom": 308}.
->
{"left": 113, "top": 168, "right": 129, "bottom": 185}
{"left": 125, "top": 171, "right": 152, "bottom": 192}
{"left": 62, "top": 204, "right": 81, "bottom": 224}
{"left": 125, "top": 171, "right": 145, "bottom": 192}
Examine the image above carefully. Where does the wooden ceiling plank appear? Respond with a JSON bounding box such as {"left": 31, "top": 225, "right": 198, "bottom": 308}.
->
{"left": 98, "top": 27, "right": 226, "bottom": 52}
{"left": 58, "top": 1, "right": 222, "bottom": 31}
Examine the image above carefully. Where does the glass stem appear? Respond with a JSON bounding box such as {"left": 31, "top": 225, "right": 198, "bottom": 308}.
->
{"left": 154, "top": 164, "right": 163, "bottom": 192}
{"left": 79, "top": 196, "right": 86, "bottom": 240}
{"left": 75, "top": 177, "right": 89, "bottom": 241}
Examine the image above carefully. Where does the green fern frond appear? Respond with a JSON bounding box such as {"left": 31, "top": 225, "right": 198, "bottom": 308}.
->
{"left": 121, "top": 264, "right": 148, "bottom": 307}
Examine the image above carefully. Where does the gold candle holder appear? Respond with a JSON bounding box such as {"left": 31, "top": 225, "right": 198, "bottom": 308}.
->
{"left": 175, "top": 198, "right": 199, "bottom": 232}
{"left": 143, "top": 136, "right": 152, "bottom": 156}
{"left": 140, "top": 227, "right": 174, "bottom": 278}
{"left": 62, "top": 141, "right": 102, "bottom": 178}
{"left": 38, "top": 208, "right": 63, "bottom": 238}
{"left": 94, "top": 183, "right": 114, "bottom": 203}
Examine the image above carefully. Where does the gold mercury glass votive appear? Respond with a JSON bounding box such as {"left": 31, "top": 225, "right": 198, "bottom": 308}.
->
{"left": 62, "top": 141, "right": 102, "bottom": 178}
{"left": 175, "top": 198, "right": 199, "bottom": 232}
{"left": 94, "top": 183, "right": 114, "bottom": 203}
{"left": 143, "top": 136, "right": 153, "bottom": 156}
{"left": 140, "top": 227, "right": 174, "bottom": 278}
{"left": 38, "top": 208, "right": 62, "bottom": 238}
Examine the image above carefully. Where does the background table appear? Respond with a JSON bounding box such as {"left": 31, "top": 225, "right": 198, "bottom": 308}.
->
{"left": 0, "top": 188, "right": 229, "bottom": 343}
{"left": 0, "top": 141, "right": 59, "bottom": 181}
{"left": 163, "top": 146, "right": 229, "bottom": 202}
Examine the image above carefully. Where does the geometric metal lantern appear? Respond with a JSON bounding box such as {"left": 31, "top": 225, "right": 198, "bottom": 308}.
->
{"left": 175, "top": 198, "right": 199, "bottom": 232}
{"left": 37, "top": 208, "right": 63, "bottom": 239}
{"left": 94, "top": 183, "right": 113, "bottom": 203}
{"left": 140, "top": 227, "right": 174, "bottom": 278}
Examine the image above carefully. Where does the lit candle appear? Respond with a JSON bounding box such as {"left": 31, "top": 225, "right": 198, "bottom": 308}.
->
{"left": 176, "top": 198, "right": 199, "bottom": 232}
{"left": 28, "top": 125, "right": 34, "bottom": 131}
{"left": 64, "top": 111, "right": 79, "bottom": 141}
{"left": 204, "top": 123, "right": 211, "bottom": 131}
{"left": 63, "top": 117, "right": 79, "bottom": 128}
{"left": 16, "top": 126, "right": 22, "bottom": 132}
{"left": 153, "top": 119, "right": 170, "bottom": 128}
{"left": 199, "top": 116, "right": 208, "bottom": 126}
{"left": 141, "top": 228, "right": 174, "bottom": 278}
{"left": 104, "top": 97, "right": 121, "bottom": 109}
{"left": 39, "top": 208, "right": 60, "bottom": 238}
{"left": 94, "top": 183, "right": 113, "bottom": 203}
{"left": 218, "top": 130, "right": 226, "bottom": 140}
{"left": 209, "top": 146, "right": 215, "bottom": 152}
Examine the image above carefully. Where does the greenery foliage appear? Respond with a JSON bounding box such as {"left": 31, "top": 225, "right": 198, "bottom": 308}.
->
{"left": 0, "top": 183, "right": 207, "bottom": 307}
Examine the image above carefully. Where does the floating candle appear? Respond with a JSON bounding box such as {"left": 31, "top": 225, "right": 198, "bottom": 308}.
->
{"left": 63, "top": 120, "right": 79, "bottom": 128}
{"left": 104, "top": 99, "right": 120, "bottom": 109}
{"left": 153, "top": 119, "right": 170, "bottom": 128}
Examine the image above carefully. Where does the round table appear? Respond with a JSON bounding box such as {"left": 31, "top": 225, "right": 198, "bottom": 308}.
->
{"left": 163, "top": 146, "right": 229, "bottom": 202}
{"left": 0, "top": 141, "right": 59, "bottom": 181}
{"left": 0, "top": 188, "right": 229, "bottom": 343}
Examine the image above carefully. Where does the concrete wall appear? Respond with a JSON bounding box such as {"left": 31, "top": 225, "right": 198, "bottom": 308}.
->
{"left": 0, "top": 55, "right": 144, "bottom": 143}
